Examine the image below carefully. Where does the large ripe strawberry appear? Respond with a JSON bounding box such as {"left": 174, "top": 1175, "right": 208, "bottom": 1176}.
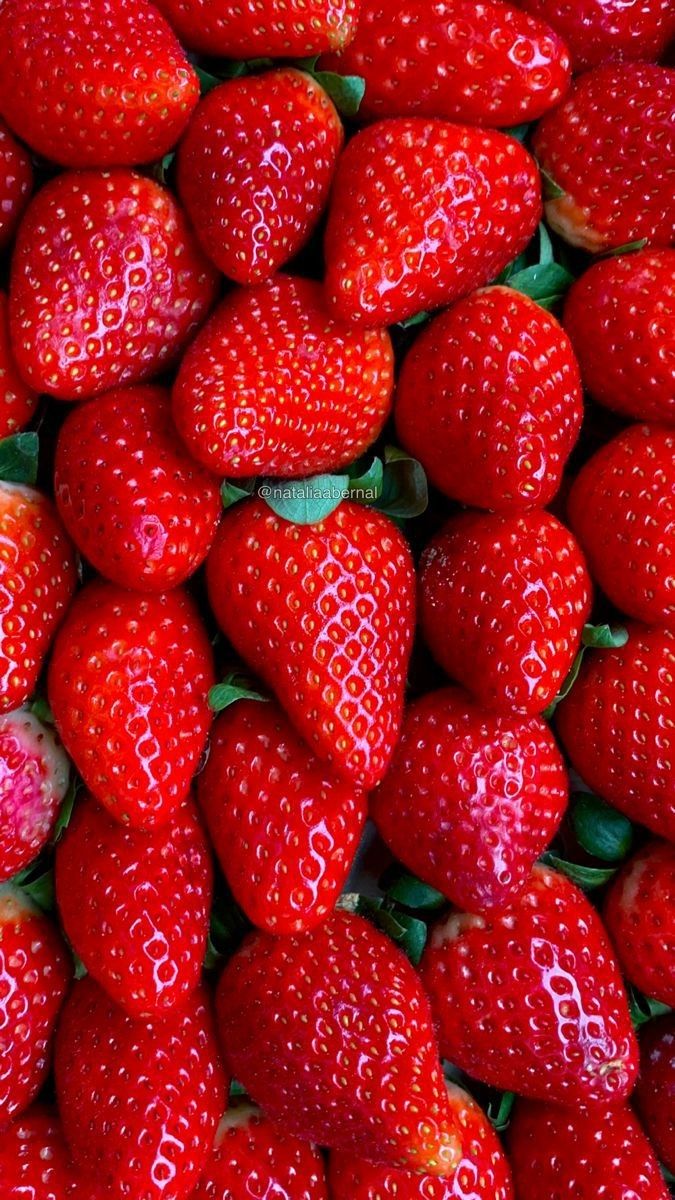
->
{"left": 563, "top": 249, "right": 675, "bottom": 424}
{"left": 395, "top": 286, "right": 583, "bottom": 511}
{"left": 48, "top": 581, "right": 214, "bottom": 830}
{"left": 216, "top": 911, "right": 461, "bottom": 1175}
{"left": 9, "top": 170, "right": 217, "bottom": 402}
{"left": 0, "top": 0, "right": 198, "bottom": 168}
{"left": 556, "top": 624, "right": 675, "bottom": 841}
{"left": 603, "top": 840, "right": 675, "bottom": 1007}
{"left": 177, "top": 71, "right": 343, "bottom": 286}
{"left": 0, "top": 1106, "right": 99, "bottom": 1200}
{"left": 54, "top": 385, "right": 222, "bottom": 591}
{"left": 0, "top": 707, "right": 70, "bottom": 881}
{"left": 0, "top": 885, "right": 71, "bottom": 1124}
{"left": 371, "top": 686, "right": 568, "bottom": 913}
{"left": 533, "top": 63, "right": 675, "bottom": 251}
{"left": 324, "top": 119, "right": 541, "bottom": 327}
{"left": 172, "top": 276, "right": 394, "bottom": 477}
{"left": 0, "top": 120, "right": 32, "bottom": 251}
{"left": 518, "top": 0, "right": 675, "bottom": 70}
{"left": 0, "top": 292, "right": 38, "bottom": 438}
{"left": 55, "top": 978, "right": 226, "bottom": 1200}
{"left": 205, "top": 499, "right": 415, "bottom": 790}
{"left": 635, "top": 1015, "right": 675, "bottom": 1175}
{"left": 0, "top": 484, "right": 77, "bottom": 715}
{"left": 420, "top": 865, "right": 637, "bottom": 1107}
{"left": 418, "top": 510, "right": 591, "bottom": 715}
{"left": 153, "top": 0, "right": 359, "bottom": 56}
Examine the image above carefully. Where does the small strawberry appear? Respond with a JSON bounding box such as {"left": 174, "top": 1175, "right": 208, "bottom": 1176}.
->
{"left": 9, "top": 170, "right": 217, "bottom": 401}
{"left": 153, "top": 0, "right": 359, "bottom": 56}
{"left": 563, "top": 248, "right": 675, "bottom": 424}
{"left": 0, "top": 292, "right": 38, "bottom": 438}
{"left": 0, "top": 0, "right": 198, "bottom": 168}
{"left": 518, "top": 0, "right": 675, "bottom": 70}
{"left": 0, "top": 1106, "right": 99, "bottom": 1200}
{"left": 172, "top": 276, "right": 394, "bottom": 477}
{"left": 0, "top": 706, "right": 70, "bottom": 881}
{"left": 603, "top": 840, "right": 675, "bottom": 1008}
{"left": 556, "top": 624, "right": 675, "bottom": 841}
{"left": 371, "top": 686, "right": 568, "bottom": 913}
{"left": 533, "top": 63, "right": 675, "bottom": 252}
{"left": 54, "top": 385, "right": 222, "bottom": 591}
{"left": 0, "top": 120, "right": 32, "bottom": 251}
{"left": 395, "top": 286, "right": 583, "bottom": 511}
{"left": 324, "top": 120, "right": 541, "bottom": 327}
{"left": 420, "top": 865, "right": 637, "bottom": 1107}
{"left": 205, "top": 499, "right": 415, "bottom": 789}
{"left": 48, "top": 580, "right": 214, "bottom": 830}
{"left": 177, "top": 71, "right": 343, "bottom": 285}
{"left": 216, "top": 911, "right": 462, "bottom": 1175}
{"left": 635, "top": 1015, "right": 675, "bottom": 1175}
{"left": 418, "top": 510, "right": 591, "bottom": 715}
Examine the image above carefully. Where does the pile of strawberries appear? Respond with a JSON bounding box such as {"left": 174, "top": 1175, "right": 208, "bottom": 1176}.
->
{"left": 0, "top": 0, "right": 674, "bottom": 1196}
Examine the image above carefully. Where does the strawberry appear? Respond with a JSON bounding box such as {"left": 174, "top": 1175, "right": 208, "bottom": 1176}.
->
{"left": 320, "top": 0, "right": 570, "bottom": 125}
{"left": 55, "top": 978, "right": 226, "bottom": 1200}
{"left": 48, "top": 580, "right": 214, "bottom": 831}
{"left": 518, "top": 0, "right": 675, "bottom": 70}
{"left": 567, "top": 424, "right": 675, "bottom": 629}
{"left": 216, "top": 910, "right": 462, "bottom": 1175}
{"left": 205, "top": 499, "right": 415, "bottom": 789}
{"left": 53, "top": 385, "right": 222, "bottom": 592}
{"left": 0, "top": 484, "right": 77, "bottom": 715}
{"left": 533, "top": 63, "right": 675, "bottom": 252}
{"left": 0, "top": 120, "right": 32, "bottom": 251}
{"left": 420, "top": 865, "right": 638, "bottom": 1107}
{"left": 0, "top": 1106, "right": 98, "bottom": 1200}
{"left": 0, "top": 0, "right": 198, "bottom": 168}
{"left": 0, "top": 292, "right": 38, "bottom": 438}
{"left": 177, "top": 71, "right": 343, "bottom": 286}
{"left": 418, "top": 510, "right": 591, "bottom": 716}
{"left": 371, "top": 686, "right": 568, "bottom": 913}
{"left": 0, "top": 885, "right": 71, "bottom": 1124}
{"left": 635, "top": 1015, "right": 675, "bottom": 1175}
{"left": 395, "top": 286, "right": 583, "bottom": 511}
{"left": 55, "top": 796, "right": 212, "bottom": 1017}
{"left": 9, "top": 170, "right": 217, "bottom": 402}
{"left": 153, "top": 0, "right": 359, "bottom": 56}
{"left": 556, "top": 624, "right": 675, "bottom": 841}
{"left": 324, "top": 120, "right": 541, "bottom": 327}
{"left": 563, "top": 249, "right": 675, "bottom": 424}
{"left": 0, "top": 706, "right": 70, "bottom": 881}
{"left": 172, "top": 276, "right": 394, "bottom": 477}
{"left": 198, "top": 698, "right": 366, "bottom": 934}
{"left": 603, "top": 840, "right": 675, "bottom": 1008}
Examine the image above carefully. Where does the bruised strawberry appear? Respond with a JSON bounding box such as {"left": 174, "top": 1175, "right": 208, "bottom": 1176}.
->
{"left": 324, "top": 119, "right": 541, "bottom": 327}
{"left": 0, "top": 707, "right": 70, "bottom": 881}
{"left": 0, "top": 120, "right": 32, "bottom": 251}
{"left": 635, "top": 1015, "right": 675, "bottom": 1176}
{"left": 172, "top": 276, "right": 394, "bottom": 477}
{"left": 518, "top": 0, "right": 675, "bottom": 70}
{"left": 603, "top": 840, "right": 675, "bottom": 1008}
{"left": 0, "top": 1106, "right": 96, "bottom": 1200}
{"left": 0, "top": 293, "right": 38, "bottom": 438}
{"left": 153, "top": 0, "right": 359, "bottom": 56}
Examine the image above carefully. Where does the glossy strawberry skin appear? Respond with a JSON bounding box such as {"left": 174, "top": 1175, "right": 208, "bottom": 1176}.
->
{"left": 48, "top": 581, "right": 214, "bottom": 831}
{"left": 0, "top": 292, "right": 38, "bottom": 438}
{"left": 0, "top": 708, "right": 70, "bottom": 881}
{"left": 518, "top": 0, "right": 675, "bottom": 70}
{"left": 533, "top": 63, "right": 675, "bottom": 252}
{"left": 325, "top": 120, "right": 541, "bottom": 328}
{"left": 603, "top": 841, "right": 675, "bottom": 1008}
{"left": 395, "top": 286, "right": 583, "bottom": 510}
{"left": 177, "top": 71, "right": 343, "bottom": 286}
{"left": 419, "top": 510, "right": 591, "bottom": 716}
{"left": 0, "top": 0, "right": 198, "bottom": 168}
{"left": 172, "top": 276, "right": 394, "bottom": 477}
{"left": 556, "top": 624, "right": 675, "bottom": 841}
{"left": 153, "top": 0, "right": 359, "bottom": 56}
{"left": 420, "top": 866, "right": 637, "bottom": 1107}
{"left": 0, "top": 1106, "right": 98, "bottom": 1200}
{"left": 0, "top": 484, "right": 77, "bottom": 715}
{"left": 0, "top": 120, "right": 32, "bottom": 251}
{"left": 635, "top": 1015, "right": 675, "bottom": 1175}
{"left": 216, "top": 911, "right": 461, "bottom": 1175}
{"left": 54, "top": 385, "right": 222, "bottom": 591}
{"left": 9, "top": 170, "right": 218, "bottom": 402}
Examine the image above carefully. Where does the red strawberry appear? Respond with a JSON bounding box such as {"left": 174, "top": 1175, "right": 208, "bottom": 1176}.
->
{"left": 421, "top": 865, "right": 638, "bottom": 1107}
{"left": 563, "top": 249, "right": 675, "bottom": 424}
{"left": 533, "top": 63, "right": 675, "bottom": 252}
{"left": 0, "top": 0, "right": 198, "bottom": 168}
{"left": 0, "top": 292, "right": 38, "bottom": 438}
{"left": 0, "top": 707, "right": 70, "bottom": 881}
{"left": 54, "top": 385, "right": 222, "bottom": 592}
{"left": 55, "top": 978, "right": 226, "bottom": 1200}
{"left": 177, "top": 71, "right": 343, "bottom": 285}
{"left": 418, "top": 510, "right": 591, "bottom": 716}
{"left": 395, "top": 286, "right": 583, "bottom": 511}
{"left": 567, "top": 424, "right": 675, "bottom": 628}
{"left": 48, "top": 581, "right": 214, "bottom": 830}
{"left": 0, "top": 120, "right": 32, "bottom": 251}
{"left": 9, "top": 170, "right": 217, "bottom": 402}
{"left": 153, "top": 0, "right": 359, "bottom": 56}
{"left": 371, "top": 686, "right": 568, "bottom": 913}
{"left": 518, "top": 0, "right": 675, "bottom": 70}
{"left": 324, "top": 120, "right": 541, "bottom": 327}
{"left": 603, "top": 840, "right": 675, "bottom": 1008}
{"left": 205, "top": 499, "right": 415, "bottom": 789}
{"left": 0, "top": 885, "right": 71, "bottom": 1124}
{"left": 198, "top": 698, "right": 365, "bottom": 934}
{"left": 216, "top": 910, "right": 462, "bottom": 1175}
{"left": 0, "top": 484, "right": 77, "bottom": 715}
{"left": 556, "top": 624, "right": 675, "bottom": 841}
{"left": 55, "top": 796, "right": 212, "bottom": 1017}
{"left": 172, "top": 276, "right": 394, "bottom": 477}
{"left": 0, "top": 1106, "right": 99, "bottom": 1200}
{"left": 320, "top": 0, "right": 570, "bottom": 125}
{"left": 635, "top": 1015, "right": 675, "bottom": 1175}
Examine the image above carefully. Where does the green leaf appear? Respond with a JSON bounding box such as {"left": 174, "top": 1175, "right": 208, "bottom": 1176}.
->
{"left": 604, "top": 239, "right": 648, "bottom": 258}
{"left": 487, "top": 1091, "right": 516, "bottom": 1132}
{"left": 19, "top": 868, "right": 55, "bottom": 912}
{"left": 375, "top": 446, "right": 428, "bottom": 519}
{"left": 53, "top": 778, "right": 77, "bottom": 843}
{"left": 628, "top": 987, "right": 672, "bottom": 1029}
{"left": 221, "top": 478, "right": 256, "bottom": 511}
{"left": 73, "top": 952, "right": 88, "bottom": 979}
{"left": 0, "top": 432, "right": 39, "bottom": 484}
{"left": 543, "top": 852, "right": 617, "bottom": 890}
{"left": 504, "top": 123, "right": 531, "bottom": 143}
{"left": 260, "top": 474, "right": 348, "bottom": 524}
{"left": 348, "top": 456, "right": 383, "bottom": 500}
{"left": 229, "top": 1079, "right": 248, "bottom": 1098}
{"left": 538, "top": 222, "right": 554, "bottom": 266}
{"left": 572, "top": 793, "right": 634, "bottom": 863}
{"left": 506, "top": 261, "right": 574, "bottom": 309}
{"left": 397, "top": 310, "right": 430, "bottom": 329}
{"left": 30, "top": 696, "right": 54, "bottom": 725}
{"left": 314, "top": 69, "right": 365, "bottom": 117}
{"left": 582, "top": 622, "right": 629, "bottom": 649}
{"left": 540, "top": 166, "right": 565, "bottom": 199}
{"left": 154, "top": 152, "right": 175, "bottom": 186}
{"left": 386, "top": 871, "right": 447, "bottom": 912}
{"left": 355, "top": 896, "right": 428, "bottom": 964}
{"left": 196, "top": 66, "right": 225, "bottom": 93}
{"left": 208, "top": 672, "right": 269, "bottom": 712}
